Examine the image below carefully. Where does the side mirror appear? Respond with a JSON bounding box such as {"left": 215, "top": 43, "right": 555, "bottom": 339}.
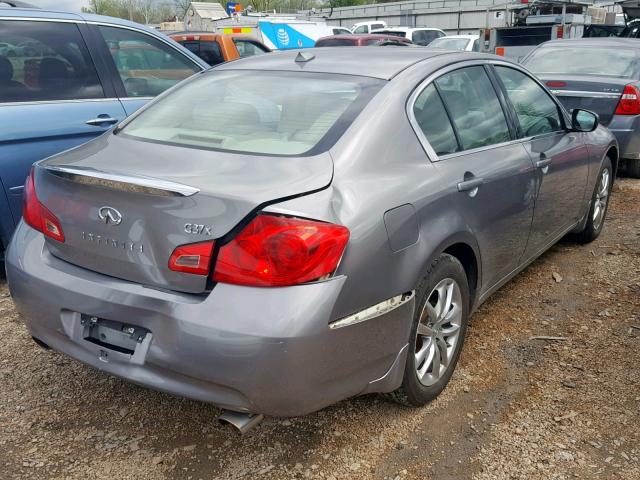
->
{"left": 571, "top": 109, "right": 599, "bottom": 132}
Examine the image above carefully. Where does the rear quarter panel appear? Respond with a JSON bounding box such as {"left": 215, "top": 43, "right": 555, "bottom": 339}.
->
{"left": 267, "top": 58, "right": 483, "bottom": 322}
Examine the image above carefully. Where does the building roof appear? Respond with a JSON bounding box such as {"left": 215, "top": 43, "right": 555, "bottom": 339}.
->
{"left": 188, "top": 2, "right": 228, "bottom": 20}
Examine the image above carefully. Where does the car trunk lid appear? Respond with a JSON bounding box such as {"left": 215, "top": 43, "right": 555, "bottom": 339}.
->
{"left": 540, "top": 75, "right": 631, "bottom": 125}
{"left": 35, "top": 134, "right": 333, "bottom": 294}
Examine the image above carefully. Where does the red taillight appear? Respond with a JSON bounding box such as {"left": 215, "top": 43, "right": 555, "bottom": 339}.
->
{"left": 546, "top": 81, "right": 567, "bottom": 88}
{"left": 495, "top": 47, "right": 505, "bottom": 56}
{"left": 213, "top": 215, "right": 350, "bottom": 287}
{"left": 23, "top": 168, "right": 65, "bottom": 242}
{"left": 168, "top": 240, "right": 215, "bottom": 275}
{"left": 615, "top": 84, "right": 640, "bottom": 115}
{"left": 556, "top": 25, "right": 564, "bottom": 39}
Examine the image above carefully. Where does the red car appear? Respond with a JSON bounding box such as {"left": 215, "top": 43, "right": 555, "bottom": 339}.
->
{"left": 315, "top": 34, "right": 412, "bottom": 47}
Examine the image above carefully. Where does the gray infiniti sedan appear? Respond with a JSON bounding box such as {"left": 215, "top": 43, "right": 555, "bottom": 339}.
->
{"left": 6, "top": 48, "right": 617, "bottom": 426}
{"left": 522, "top": 38, "right": 640, "bottom": 177}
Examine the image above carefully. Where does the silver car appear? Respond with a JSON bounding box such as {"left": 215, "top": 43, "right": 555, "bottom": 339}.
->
{"left": 522, "top": 38, "right": 640, "bottom": 177}
{"left": 6, "top": 49, "right": 617, "bottom": 422}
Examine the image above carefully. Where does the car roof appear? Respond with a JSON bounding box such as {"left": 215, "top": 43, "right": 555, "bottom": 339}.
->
{"left": 216, "top": 47, "right": 494, "bottom": 80}
{"left": 539, "top": 37, "right": 640, "bottom": 49}
{"left": 376, "top": 27, "right": 443, "bottom": 32}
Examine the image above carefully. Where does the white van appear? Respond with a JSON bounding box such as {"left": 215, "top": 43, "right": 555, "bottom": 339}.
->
{"left": 351, "top": 20, "right": 387, "bottom": 34}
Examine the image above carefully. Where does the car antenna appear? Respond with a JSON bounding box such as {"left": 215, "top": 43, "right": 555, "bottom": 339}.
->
{"left": 295, "top": 51, "right": 315, "bottom": 63}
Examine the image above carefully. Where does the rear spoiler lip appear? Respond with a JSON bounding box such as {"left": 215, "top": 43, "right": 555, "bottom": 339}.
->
{"left": 41, "top": 165, "right": 200, "bottom": 197}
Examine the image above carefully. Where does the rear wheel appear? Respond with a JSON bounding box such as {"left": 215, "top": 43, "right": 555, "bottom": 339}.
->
{"left": 574, "top": 157, "right": 612, "bottom": 244}
{"left": 627, "top": 159, "right": 640, "bottom": 178}
{"left": 387, "top": 254, "right": 469, "bottom": 407}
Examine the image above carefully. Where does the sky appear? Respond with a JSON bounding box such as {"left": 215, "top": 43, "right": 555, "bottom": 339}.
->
{"left": 30, "top": 1, "right": 87, "bottom": 12}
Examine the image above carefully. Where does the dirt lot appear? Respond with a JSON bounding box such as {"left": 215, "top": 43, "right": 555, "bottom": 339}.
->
{"left": 1, "top": 178, "right": 638, "bottom": 480}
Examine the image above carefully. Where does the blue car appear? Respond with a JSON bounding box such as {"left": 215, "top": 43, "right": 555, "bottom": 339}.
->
{"left": 0, "top": 4, "right": 208, "bottom": 260}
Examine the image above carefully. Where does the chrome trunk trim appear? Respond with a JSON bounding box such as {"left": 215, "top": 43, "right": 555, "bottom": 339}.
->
{"left": 42, "top": 165, "right": 200, "bottom": 197}
{"left": 550, "top": 90, "right": 621, "bottom": 99}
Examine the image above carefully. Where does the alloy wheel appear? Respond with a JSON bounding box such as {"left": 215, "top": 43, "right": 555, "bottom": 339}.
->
{"left": 414, "top": 278, "right": 463, "bottom": 386}
{"left": 592, "top": 168, "right": 610, "bottom": 231}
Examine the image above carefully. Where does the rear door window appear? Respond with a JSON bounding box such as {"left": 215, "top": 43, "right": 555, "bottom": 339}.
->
{"left": 412, "top": 84, "right": 458, "bottom": 156}
{"left": 233, "top": 39, "right": 269, "bottom": 58}
{"left": 0, "top": 20, "right": 103, "bottom": 103}
{"left": 99, "top": 26, "right": 200, "bottom": 97}
{"left": 353, "top": 25, "right": 368, "bottom": 34}
{"left": 435, "top": 66, "right": 511, "bottom": 150}
{"left": 494, "top": 66, "right": 563, "bottom": 137}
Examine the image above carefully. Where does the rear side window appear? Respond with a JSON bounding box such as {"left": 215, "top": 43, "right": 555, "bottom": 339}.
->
{"left": 495, "top": 66, "right": 563, "bottom": 137}
{"left": 99, "top": 26, "right": 200, "bottom": 97}
{"left": 180, "top": 40, "right": 224, "bottom": 66}
{"left": 413, "top": 84, "right": 458, "bottom": 156}
{"left": 233, "top": 39, "right": 268, "bottom": 58}
{"left": 315, "top": 38, "right": 356, "bottom": 47}
{"left": 0, "top": 20, "right": 103, "bottom": 103}
{"left": 120, "top": 70, "right": 383, "bottom": 156}
{"left": 371, "top": 24, "right": 385, "bottom": 31}
{"left": 435, "top": 66, "right": 510, "bottom": 150}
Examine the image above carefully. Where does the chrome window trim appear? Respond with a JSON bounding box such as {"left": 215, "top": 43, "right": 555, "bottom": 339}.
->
{"left": 551, "top": 90, "right": 621, "bottom": 99}
{"left": 407, "top": 59, "right": 569, "bottom": 162}
{"left": 0, "top": 98, "right": 118, "bottom": 107}
{"left": 0, "top": 16, "right": 80, "bottom": 23}
{"left": 120, "top": 97, "right": 154, "bottom": 102}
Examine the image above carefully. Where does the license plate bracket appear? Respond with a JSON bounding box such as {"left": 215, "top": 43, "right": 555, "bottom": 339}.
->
{"left": 82, "top": 315, "right": 149, "bottom": 355}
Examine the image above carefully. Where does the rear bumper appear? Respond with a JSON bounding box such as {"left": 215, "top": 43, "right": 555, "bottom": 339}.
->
{"left": 607, "top": 115, "right": 640, "bottom": 160}
{"left": 6, "top": 223, "right": 413, "bottom": 417}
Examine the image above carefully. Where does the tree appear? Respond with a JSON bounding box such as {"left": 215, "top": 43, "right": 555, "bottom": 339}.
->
{"left": 173, "top": 0, "right": 192, "bottom": 19}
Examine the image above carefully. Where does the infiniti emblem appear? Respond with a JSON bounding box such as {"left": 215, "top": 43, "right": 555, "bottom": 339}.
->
{"left": 98, "top": 206, "right": 123, "bottom": 226}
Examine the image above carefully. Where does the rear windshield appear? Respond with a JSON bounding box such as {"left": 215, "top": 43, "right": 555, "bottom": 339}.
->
{"left": 375, "top": 30, "right": 408, "bottom": 38}
{"left": 315, "top": 38, "right": 356, "bottom": 47}
{"left": 524, "top": 47, "right": 637, "bottom": 78}
{"left": 119, "top": 70, "right": 382, "bottom": 156}
{"left": 429, "top": 37, "right": 470, "bottom": 50}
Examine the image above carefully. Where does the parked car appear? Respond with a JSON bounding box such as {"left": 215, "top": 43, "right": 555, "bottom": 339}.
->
{"left": 522, "top": 38, "right": 640, "bottom": 177}
{"left": 351, "top": 20, "right": 387, "bottom": 34}
{"left": 170, "top": 32, "right": 270, "bottom": 66}
{"left": 6, "top": 48, "right": 617, "bottom": 424}
{"left": 428, "top": 34, "right": 480, "bottom": 51}
{"left": 315, "top": 34, "right": 412, "bottom": 47}
{"left": 0, "top": 5, "right": 208, "bottom": 260}
{"left": 331, "top": 26, "right": 352, "bottom": 35}
{"left": 372, "top": 27, "right": 445, "bottom": 46}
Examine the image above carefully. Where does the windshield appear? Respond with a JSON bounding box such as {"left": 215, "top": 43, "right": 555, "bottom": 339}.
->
{"left": 429, "top": 37, "right": 470, "bottom": 50}
{"left": 119, "top": 70, "right": 382, "bottom": 156}
{"left": 524, "top": 47, "right": 637, "bottom": 78}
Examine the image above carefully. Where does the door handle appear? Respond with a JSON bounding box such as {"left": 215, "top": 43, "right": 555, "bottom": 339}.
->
{"left": 535, "top": 158, "right": 552, "bottom": 169}
{"left": 86, "top": 116, "right": 119, "bottom": 126}
{"left": 457, "top": 177, "right": 484, "bottom": 192}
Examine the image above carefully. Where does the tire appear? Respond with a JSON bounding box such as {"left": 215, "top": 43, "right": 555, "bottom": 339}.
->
{"left": 574, "top": 156, "right": 613, "bottom": 244}
{"left": 627, "top": 159, "right": 640, "bottom": 178}
{"left": 387, "top": 254, "right": 470, "bottom": 407}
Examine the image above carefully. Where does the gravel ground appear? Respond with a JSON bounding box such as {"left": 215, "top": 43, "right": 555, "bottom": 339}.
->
{"left": 1, "top": 178, "right": 638, "bottom": 480}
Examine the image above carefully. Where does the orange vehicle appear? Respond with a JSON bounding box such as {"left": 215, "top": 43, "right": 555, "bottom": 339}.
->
{"left": 169, "top": 32, "right": 270, "bottom": 66}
